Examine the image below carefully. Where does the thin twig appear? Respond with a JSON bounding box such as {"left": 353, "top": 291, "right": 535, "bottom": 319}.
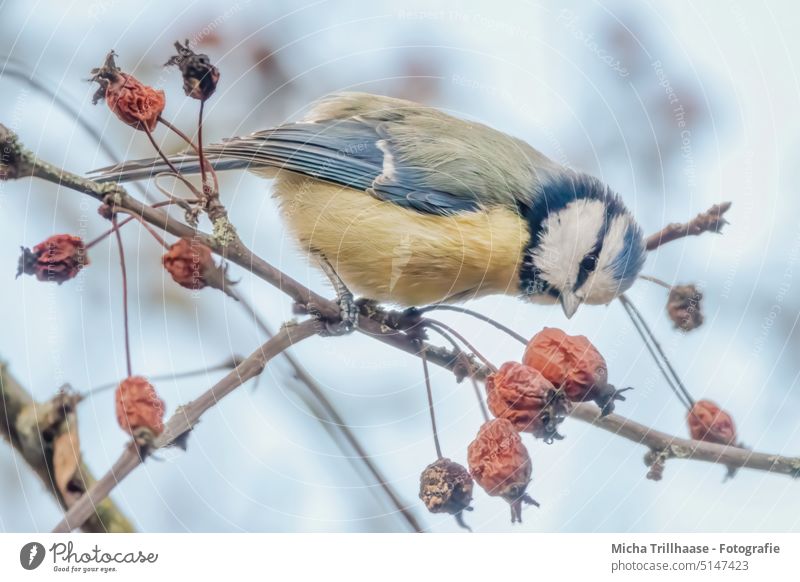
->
{"left": 424, "top": 318, "right": 497, "bottom": 372}
{"left": 619, "top": 295, "right": 695, "bottom": 409}
{"left": 638, "top": 274, "right": 673, "bottom": 290}
{"left": 85, "top": 199, "right": 178, "bottom": 251}
{"left": 417, "top": 305, "right": 527, "bottom": 345}
{"left": 618, "top": 295, "right": 691, "bottom": 409}
{"left": 235, "top": 292, "right": 422, "bottom": 532}
{"left": 470, "top": 376, "right": 490, "bottom": 422}
{"left": 112, "top": 215, "right": 132, "bottom": 378}
{"left": 645, "top": 202, "right": 732, "bottom": 251}
{"left": 159, "top": 114, "right": 219, "bottom": 196}
{"left": 52, "top": 320, "right": 319, "bottom": 533}
{"left": 143, "top": 125, "right": 204, "bottom": 199}
{"left": 569, "top": 402, "right": 800, "bottom": 477}
{"left": 78, "top": 356, "right": 243, "bottom": 400}
{"left": 420, "top": 347, "right": 443, "bottom": 459}
{"left": 425, "top": 323, "right": 489, "bottom": 421}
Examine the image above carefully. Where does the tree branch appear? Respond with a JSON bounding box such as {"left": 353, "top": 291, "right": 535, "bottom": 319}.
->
{"left": 0, "top": 362, "right": 134, "bottom": 532}
{"left": 570, "top": 403, "right": 800, "bottom": 477}
{"left": 237, "top": 293, "right": 422, "bottom": 532}
{"left": 646, "top": 201, "right": 732, "bottom": 251}
{"left": 3, "top": 124, "right": 796, "bottom": 536}
{"left": 52, "top": 319, "right": 318, "bottom": 533}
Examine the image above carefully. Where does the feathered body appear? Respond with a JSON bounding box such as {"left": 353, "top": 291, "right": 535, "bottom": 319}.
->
{"left": 92, "top": 92, "right": 646, "bottom": 315}
{"left": 273, "top": 172, "right": 528, "bottom": 305}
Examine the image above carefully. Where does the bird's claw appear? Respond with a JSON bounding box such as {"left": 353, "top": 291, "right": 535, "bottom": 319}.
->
{"left": 321, "top": 290, "right": 358, "bottom": 336}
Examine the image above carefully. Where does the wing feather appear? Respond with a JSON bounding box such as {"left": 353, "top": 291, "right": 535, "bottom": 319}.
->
{"left": 91, "top": 92, "right": 559, "bottom": 215}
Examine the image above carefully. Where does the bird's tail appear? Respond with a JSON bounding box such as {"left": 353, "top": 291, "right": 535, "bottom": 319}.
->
{"left": 89, "top": 150, "right": 259, "bottom": 184}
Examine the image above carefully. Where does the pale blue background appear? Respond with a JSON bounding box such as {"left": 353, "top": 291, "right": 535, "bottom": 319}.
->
{"left": 1, "top": 0, "right": 798, "bottom": 532}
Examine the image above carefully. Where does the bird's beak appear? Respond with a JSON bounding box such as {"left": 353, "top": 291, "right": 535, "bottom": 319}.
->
{"left": 559, "top": 293, "right": 581, "bottom": 319}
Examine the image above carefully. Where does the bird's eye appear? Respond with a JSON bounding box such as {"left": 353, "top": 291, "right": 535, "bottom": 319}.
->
{"left": 580, "top": 254, "right": 598, "bottom": 273}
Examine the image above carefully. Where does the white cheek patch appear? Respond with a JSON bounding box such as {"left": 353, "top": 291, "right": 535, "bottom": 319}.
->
{"left": 580, "top": 214, "right": 635, "bottom": 304}
{"left": 533, "top": 199, "right": 607, "bottom": 289}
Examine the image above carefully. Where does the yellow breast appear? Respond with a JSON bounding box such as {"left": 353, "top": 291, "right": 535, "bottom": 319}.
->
{"left": 270, "top": 173, "right": 530, "bottom": 306}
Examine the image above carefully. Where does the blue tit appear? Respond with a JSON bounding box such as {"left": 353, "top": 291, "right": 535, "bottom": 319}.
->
{"left": 92, "top": 92, "right": 646, "bottom": 318}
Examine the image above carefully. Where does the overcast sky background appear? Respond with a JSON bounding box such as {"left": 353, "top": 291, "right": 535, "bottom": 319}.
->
{"left": 1, "top": 0, "right": 799, "bottom": 532}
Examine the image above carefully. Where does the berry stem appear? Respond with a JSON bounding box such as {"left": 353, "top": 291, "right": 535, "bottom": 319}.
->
{"left": 79, "top": 356, "right": 242, "bottom": 400}
{"left": 424, "top": 323, "right": 490, "bottom": 420}
{"left": 112, "top": 215, "right": 132, "bottom": 378}
{"left": 470, "top": 375, "right": 490, "bottom": 422}
{"left": 85, "top": 215, "right": 136, "bottom": 249}
{"left": 424, "top": 318, "right": 498, "bottom": 373}
{"left": 143, "top": 125, "right": 204, "bottom": 200}
{"left": 417, "top": 304, "right": 527, "bottom": 345}
{"left": 638, "top": 274, "right": 673, "bottom": 290}
{"left": 158, "top": 114, "right": 219, "bottom": 195}
{"left": 420, "top": 346, "right": 443, "bottom": 460}
{"left": 619, "top": 294, "right": 695, "bottom": 409}
{"left": 86, "top": 201, "right": 173, "bottom": 250}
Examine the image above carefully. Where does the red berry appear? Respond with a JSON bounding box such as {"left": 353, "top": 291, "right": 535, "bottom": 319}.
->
{"left": 115, "top": 376, "right": 165, "bottom": 444}
{"left": 162, "top": 238, "right": 214, "bottom": 290}
{"left": 486, "top": 361, "right": 568, "bottom": 442}
{"left": 17, "top": 234, "right": 89, "bottom": 284}
{"left": 90, "top": 51, "right": 165, "bottom": 132}
{"left": 467, "top": 419, "right": 538, "bottom": 523}
{"left": 687, "top": 399, "right": 737, "bottom": 446}
{"left": 523, "top": 327, "right": 626, "bottom": 414}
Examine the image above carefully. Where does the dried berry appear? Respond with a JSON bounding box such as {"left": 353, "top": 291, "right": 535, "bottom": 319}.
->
{"left": 486, "top": 361, "right": 568, "bottom": 442}
{"left": 687, "top": 399, "right": 737, "bottom": 446}
{"left": 419, "top": 458, "right": 474, "bottom": 529}
{"left": 17, "top": 234, "right": 89, "bottom": 284}
{"left": 644, "top": 449, "right": 668, "bottom": 481}
{"left": 668, "top": 284, "right": 704, "bottom": 332}
{"left": 97, "top": 202, "right": 116, "bottom": 220}
{"left": 165, "top": 40, "right": 220, "bottom": 101}
{"left": 115, "top": 376, "right": 165, "bottom": 444}
{"left": 523, "top": 327, "right": 627, "bottom": 415}
{"left": 90, "top": 51, "right": 165, "bottom": 132}
{"left": 162, "top": 237, "right": 215, "bottom": 290}
{"left": 467, "top": 419, "right": 538, "bottom": 523}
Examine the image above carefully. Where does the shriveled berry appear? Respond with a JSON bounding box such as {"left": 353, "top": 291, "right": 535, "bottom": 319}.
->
{"left": 17, "top": 234, "right": 89, "bottom": 284}
{"left": 486, "top": 361, "right": 568, "bottom": 442}
{"left": 668, "top": 284, "right": 704, "bottom": 332}
{"left": 467, "top": 419, "right": 538, "bottom": 523}
{"left": 419, "top": 458, "right": 473, "bottom": 529}
{"left": 523, "top": 327, "right": 627, "bottom": 415}
{"left": 687, "top": 399, "right": 737, "bottom": 446}
{"left": 90, "top": 51, "right": 165, "bottom": 132}
{"left": 115, "top": 376, "right": 165, "bottom": 445}
{"left": 165, "top": 39, "right": 220, "bottom": 101}
{"left": 162, "top": 238, "right": 214, "bottom": 290}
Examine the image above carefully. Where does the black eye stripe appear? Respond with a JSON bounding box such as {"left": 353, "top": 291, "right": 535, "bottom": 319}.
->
{"left": 573, "top": 235, "right": 606, "bottom": 291}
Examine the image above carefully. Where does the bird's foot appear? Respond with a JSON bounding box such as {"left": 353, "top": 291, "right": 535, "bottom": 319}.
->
{"left": 325, "top": 289, "right": 358, "bottom": 336}
{"left": 305, "top": 292, "right": 359, "bottom": 336}
{"left": 314, "top": 257, "right": 359, "bottom": 336}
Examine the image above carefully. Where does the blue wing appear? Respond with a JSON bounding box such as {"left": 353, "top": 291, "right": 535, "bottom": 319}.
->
{"left": 204, "top": 119, "right": 483, "bottom": 215}
{"left": 91, "top": 92, "right": 557, "bottom": 215}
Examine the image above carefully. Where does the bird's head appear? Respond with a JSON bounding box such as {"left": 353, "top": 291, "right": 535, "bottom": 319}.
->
{"left": 519, "top": 172, "right": 646, "bottom": 318}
